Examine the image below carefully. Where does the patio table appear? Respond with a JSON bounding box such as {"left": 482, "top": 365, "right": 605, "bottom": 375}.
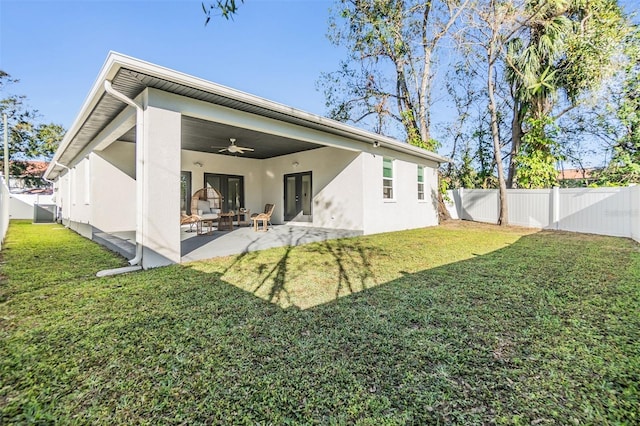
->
{"left": 197, "top": 218, "right": 216, "bottom": 235}
{"left": 218, "top": 212, "right": 234, "bottom": 231}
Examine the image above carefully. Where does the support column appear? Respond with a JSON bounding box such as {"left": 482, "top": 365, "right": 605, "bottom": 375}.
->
{"left": 139, "top": 97, "right": 182, "bottom": 267}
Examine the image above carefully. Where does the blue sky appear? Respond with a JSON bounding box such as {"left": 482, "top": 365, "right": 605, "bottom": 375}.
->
{"left": 0, "top": 0, "right": 345, "bottom": 128}
{"left": 1, "top": 0, "right": 639, "bottom": 166}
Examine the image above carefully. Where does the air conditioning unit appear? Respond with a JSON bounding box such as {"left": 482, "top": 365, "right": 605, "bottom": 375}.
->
{"left": 33, "top": 204, "right": 56, "bottom": 223}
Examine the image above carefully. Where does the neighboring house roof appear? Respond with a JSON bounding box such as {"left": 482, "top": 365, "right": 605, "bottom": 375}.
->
{"left": 17, "top": 161, "right": 49, "bottom": 177}
{"left": 15, "top": 187, "right": 53, "bottom": 195}
{"left": 557, "top": 168, "right": 597, "bottom": 180}
{"left": 45, "top": 52, "right": 449, "bottom": 180}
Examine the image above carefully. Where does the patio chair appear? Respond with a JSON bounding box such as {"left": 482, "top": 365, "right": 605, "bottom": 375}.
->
{"left": 190, "top": 187, "right": 223, "bottom": 220}
{"left": 180, "top": 212, "right": 200, "bottom": 232}
{"left": 252, "top": 203, "right": 275, "bottom": 232}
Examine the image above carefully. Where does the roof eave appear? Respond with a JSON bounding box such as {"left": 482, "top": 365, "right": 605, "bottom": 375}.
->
{"left": 45, "top": 52, "right": 450, "bottom": 179}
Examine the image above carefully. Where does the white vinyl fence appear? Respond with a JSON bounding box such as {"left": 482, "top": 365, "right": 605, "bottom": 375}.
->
{"left": 0, "top": 179, "right": 10, "bottom": 249}
{"left": 9, "top": 193, "right": 54, "bottom": 219}
{"left": 446, "top": 186, "right": 640, "bottom": 243}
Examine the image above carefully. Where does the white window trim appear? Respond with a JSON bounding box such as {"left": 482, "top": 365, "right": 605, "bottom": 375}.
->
{"left": 417, "top": 165, "right": 426, "bottom": 202}
{"left": 383, "top": 157, "right": 395, "bottom": 201}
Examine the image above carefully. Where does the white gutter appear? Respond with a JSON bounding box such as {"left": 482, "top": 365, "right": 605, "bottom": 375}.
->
{"left": 102, "top": 80, "right": 143, "bottom": 268}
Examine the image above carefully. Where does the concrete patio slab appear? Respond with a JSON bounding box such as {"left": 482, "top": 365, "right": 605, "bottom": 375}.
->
{"left": 181, "top": 224, "right": 362, "bottom": 262}
{"left": 92, "top": 225, "right": 362, "bottom": 265}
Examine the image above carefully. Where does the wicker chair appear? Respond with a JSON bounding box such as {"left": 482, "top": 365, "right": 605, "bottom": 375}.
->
{"left": 179, "top": 187, "right": 223, "bottom": 234}
{"left": 180, "top": 212, "right": 200, "bottom": 232}
{"left": 191, "top": 187, "right": 223, "bottom": 219}
{"left": 252, "top": 203, "right": 275, "bottom": 232}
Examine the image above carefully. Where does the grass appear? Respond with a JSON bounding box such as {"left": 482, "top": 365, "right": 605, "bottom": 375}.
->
{"left": 1, "top": 219, "right": 639, "bottom": 424}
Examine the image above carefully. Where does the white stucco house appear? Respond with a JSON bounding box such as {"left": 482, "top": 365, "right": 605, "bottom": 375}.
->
{"left": 44, "top": 52, "right": 449, "bottom": 269}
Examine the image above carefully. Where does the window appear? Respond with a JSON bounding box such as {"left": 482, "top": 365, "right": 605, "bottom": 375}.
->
{"left": 383, "top": 157, "right": 394, "bottom": 199}
{"left": 417, "top": 165, "right": 425, "bottom": 200}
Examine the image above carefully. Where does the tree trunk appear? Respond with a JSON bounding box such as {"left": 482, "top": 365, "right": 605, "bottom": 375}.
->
{"left": 487, "top": 45, "right": 509, "bottom": 225}
{"left": 507, "top": 99, "right": 524, "bottom": 188}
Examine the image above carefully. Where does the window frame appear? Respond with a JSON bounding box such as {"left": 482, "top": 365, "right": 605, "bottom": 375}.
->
{"left": 204, "top": 173, "right": 245, "bottom": 212}
{"left": 382, "top": 157, "right": 394, "bottom": 200}
{"left": 417, "top": 165, "right": 425, "bottom": 201}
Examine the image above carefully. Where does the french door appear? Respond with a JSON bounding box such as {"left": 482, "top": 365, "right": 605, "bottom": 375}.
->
{"left": 181, "top": 171, "right": 192, "bottom": 214}
{"left": 204, "top": 173, "right": 244, "bottom": 212}
{"left": 284, "top": 171, "right": 312, "bottom": 222}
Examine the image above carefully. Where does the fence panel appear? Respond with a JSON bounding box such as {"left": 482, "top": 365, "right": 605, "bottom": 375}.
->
{"left": 460, "top": 189, "right": 499, "bottom": 223}
{"left": 558, "top": 188, "right": 631, "bottom": 237}
{"left": 0, "top": 179, "right": 10, "bottom": 249}
{"left": 9, "top": 193, "right": 55, "bottom": 220}
{"left": 447, "top": 186, "right": 638, "bottom": 242}
{"left": 631, "top": 185, "right": 640, "bottom": 242}
{"left": 507, "top": 189, "right": 553, "bottom": 228}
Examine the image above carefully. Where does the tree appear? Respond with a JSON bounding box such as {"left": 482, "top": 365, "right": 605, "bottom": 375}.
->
{"left": 320, "top": 0, "right": 470, "bottom": 150}
{"left": 0, "top": 71, "right": 65, "bottom": 187}
{"left": 505, "top": 0, "right": 629, "bottom": 188}
{"left": 202, "top": 0, "right": 244, "bottom": 24}
{"left": 458, "top": 0, "right": 528, "bottom": 224}
{"left": 598, "top": 24, "right": 640, "bottom": 184}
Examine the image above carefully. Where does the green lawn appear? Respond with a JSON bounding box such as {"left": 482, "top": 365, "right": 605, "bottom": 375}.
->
{"left": 1, "top": 220, "right": 639, "bottom": 425}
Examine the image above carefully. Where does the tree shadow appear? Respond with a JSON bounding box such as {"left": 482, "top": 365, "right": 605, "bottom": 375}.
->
{"left": 208, "top": 226, "right": 384, "bottom": 309}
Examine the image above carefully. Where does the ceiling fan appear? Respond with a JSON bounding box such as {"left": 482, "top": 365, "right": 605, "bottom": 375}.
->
{"left": 215, "top": 138, "right": 254, "bottom": 154}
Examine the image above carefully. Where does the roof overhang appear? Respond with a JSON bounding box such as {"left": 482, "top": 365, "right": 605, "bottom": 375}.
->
{"left": 45, "top": 52, "right": 450, "bottom": 180}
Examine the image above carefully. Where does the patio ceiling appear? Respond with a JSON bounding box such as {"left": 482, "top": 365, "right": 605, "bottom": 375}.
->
{"left": 120, "top": 115, "right": 323, "bottom": 160}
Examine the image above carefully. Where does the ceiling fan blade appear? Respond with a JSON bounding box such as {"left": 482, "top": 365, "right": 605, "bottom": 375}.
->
{"left": 236, "top": 147, "right": 255, "bottom": 152}
{"left": 218, "top": 148, "right": 228, "bottom": 153}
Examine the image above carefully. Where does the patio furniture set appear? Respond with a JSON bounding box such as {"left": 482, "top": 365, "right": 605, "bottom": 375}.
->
{"left": 180, "top": 187, "right": 274, "bottom": 235}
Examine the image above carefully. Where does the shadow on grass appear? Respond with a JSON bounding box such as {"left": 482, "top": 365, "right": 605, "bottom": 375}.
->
{"left": 2, "top": 224, "right": 639, "bottom": 424}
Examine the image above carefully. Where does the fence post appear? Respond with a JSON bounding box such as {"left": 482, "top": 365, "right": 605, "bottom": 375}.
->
{"left": 459, "top": 187, "right": 464, "bottom": 220}
{"left": 552, "top": 186, "right": 560, "bottom": 230}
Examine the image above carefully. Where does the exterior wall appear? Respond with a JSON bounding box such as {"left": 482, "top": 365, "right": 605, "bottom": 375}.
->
{"left": 54, "top": 158, "right": 92, "bottom": 233}
{"left": 362, "top": 149, "right": 440, "bottom": 235}
{"left": 182, "top": 147, "right": 364, "bottom": 232}
{"left": 70, "top": 158, "right": 92, "bottom": 224}
{"left": 181, "top": 149, "right": 264, "bottom": 217}
{"left": 91, "top": 143, "right": 136, "bottom": 233}
{"left": 261, "top": 147, "right": 363, "bottom": 230}
{"left": 55, "top": 173, "right": 69, "bottom": 223}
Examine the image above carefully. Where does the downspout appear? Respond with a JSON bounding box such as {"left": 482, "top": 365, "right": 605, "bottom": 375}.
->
{"left": 103, "top": 80, "right": 144, "bottom": 268}
{"left": 41, "top": 176, "right": 59, "bottom": 222}
{"left": 54, "top": 161, "right": 72, "bottom": 227}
